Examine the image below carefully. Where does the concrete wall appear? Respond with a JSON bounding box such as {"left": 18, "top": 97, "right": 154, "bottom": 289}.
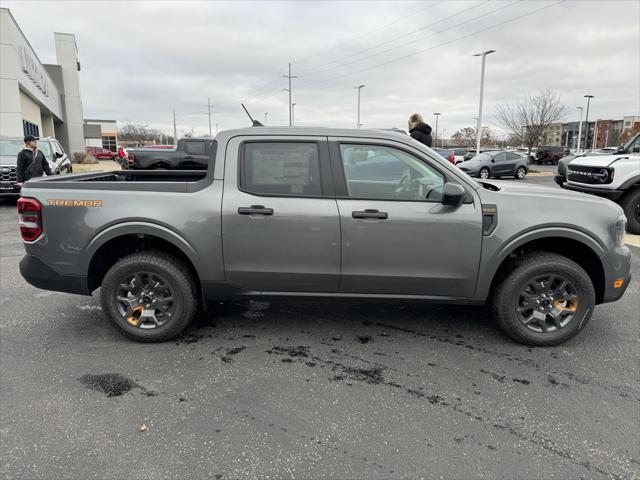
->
{"left": 54, "top": 32, "right": 85, "bottom": 155}
{"left": 41, "top": 114, "right": 54, "bottom": 137}
{"left": 0, "top": 8, "right": 62, "bottom": 139}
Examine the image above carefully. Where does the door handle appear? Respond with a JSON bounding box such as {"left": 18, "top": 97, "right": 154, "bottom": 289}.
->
{"left": 184, "top": 155, "right": 194, "bottom": 160}
{"left": 238, "top": 205, "right": 274, "bottom": 215}
{"left": 352, "top": 209, "right": 388, "bottom": 220}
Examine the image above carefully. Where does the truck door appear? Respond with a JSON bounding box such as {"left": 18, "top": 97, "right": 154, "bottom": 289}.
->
{"left": 330, "top": 139, "right": 482, "bottom": 298}
{"left": 221, "top": 136, "right": 340, "bottom": 292}
{"left": 181, "top": 140, "right": 210, "bottom": 168}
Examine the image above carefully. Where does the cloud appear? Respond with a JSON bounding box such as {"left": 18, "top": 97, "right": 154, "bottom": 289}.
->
{"left": 5, "top": 0, "right": 639, "bottom": 137}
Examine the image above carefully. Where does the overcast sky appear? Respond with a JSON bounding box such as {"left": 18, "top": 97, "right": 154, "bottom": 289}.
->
{"left": 5, "top": 0, "right": 640, "bottom": 138}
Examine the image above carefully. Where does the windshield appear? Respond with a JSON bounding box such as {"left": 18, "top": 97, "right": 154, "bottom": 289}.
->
{"left": 0, "top": 139, "right": 24, "bottom": 156}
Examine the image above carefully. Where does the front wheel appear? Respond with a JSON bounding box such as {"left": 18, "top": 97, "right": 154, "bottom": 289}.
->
{"left": 621, "top": 188, "right": 640, "bottom": 234}
{"left": 479, "top": 167, "right": 490, "bottom": 180}
{"left": 100, "top": 251, "right": 198, "bottom": 342}
{"left": 515, "top": 166, "right": 527, "bottom": 179}
{"left": 491, "top": 252, "right": 595, "bottom": 346}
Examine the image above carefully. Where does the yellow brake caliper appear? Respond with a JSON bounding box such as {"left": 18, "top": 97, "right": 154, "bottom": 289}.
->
{"left": 553, "top": 299, "right": 578, "bottom": 312}
{"left": 126, "top": 305, "right": 145, "bottom": 326}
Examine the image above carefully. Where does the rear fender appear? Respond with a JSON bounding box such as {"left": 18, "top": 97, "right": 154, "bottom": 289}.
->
{"left": 84, "top": 221, "right": 201, "bottom": 277}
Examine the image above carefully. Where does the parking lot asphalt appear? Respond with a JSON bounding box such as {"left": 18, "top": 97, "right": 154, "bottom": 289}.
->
{"left": 1, "top": 180, "right": 639, "bottom": 479}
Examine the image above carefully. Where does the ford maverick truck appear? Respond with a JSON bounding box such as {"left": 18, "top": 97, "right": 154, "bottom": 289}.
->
{"left": 18, "top": 127, "right": 631, "bottom": 346}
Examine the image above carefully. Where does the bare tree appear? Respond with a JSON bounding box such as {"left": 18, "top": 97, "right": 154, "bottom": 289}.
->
{"left": 118, "top": 120, "right": 171, "bottom": 145}
{"left": 494, "top": 90, "right": 569, "bottom": 162}
{"left": 452, "top": 126, "right": 495, "bottom": 148}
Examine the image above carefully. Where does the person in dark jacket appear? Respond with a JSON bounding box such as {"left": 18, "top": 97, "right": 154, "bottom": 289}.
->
{"left": 16, "top": 136, "right": 52, "bottom": 187}
{"left": 408, "top": 113, "right": 433, "bottom": 147}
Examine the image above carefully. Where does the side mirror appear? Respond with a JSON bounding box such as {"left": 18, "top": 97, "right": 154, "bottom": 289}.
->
{"left": 616, "top": 146, "right": 624, "bottom": 154}
{"left": 441, "top": 182, "right": 466, "bottom": 207}
{"left": 491, "top": 159, "right": 495, "bottom": 163}
{"left": 54, "top": 151, "right": 63, "bottom": 158}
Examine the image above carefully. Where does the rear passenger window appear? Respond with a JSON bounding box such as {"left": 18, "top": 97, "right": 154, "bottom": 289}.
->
{"left": 241, "top": 142, "right": 321, "bottom": 196}
{"left": 185, "top": 141, "right": 206, "bottom": 155}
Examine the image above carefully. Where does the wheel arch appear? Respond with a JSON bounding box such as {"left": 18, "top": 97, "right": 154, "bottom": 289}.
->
{"left": 86, "top": 222, "right": 201, "bottom": 295}
{"left": 480, "top": 230, "right": 606, "bottom": 304}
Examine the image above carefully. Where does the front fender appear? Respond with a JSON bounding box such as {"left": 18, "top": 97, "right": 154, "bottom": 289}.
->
{"left": 84, "top": 221, "right": 201, "bottom": 277}
{"left": 475, "top": 226, "right": 607, "bottom": 300}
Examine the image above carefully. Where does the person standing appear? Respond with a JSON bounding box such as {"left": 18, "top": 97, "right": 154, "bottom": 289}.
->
{"left": 16, "top": 136, "right": 52, "bottom": 188}
{"left": 408, "top": 113, "right": 433, "bottom": 147}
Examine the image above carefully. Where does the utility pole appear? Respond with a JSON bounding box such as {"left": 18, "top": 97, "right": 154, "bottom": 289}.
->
{"left": 355, "top": 84, "right": 365, "bottom": 128}
{"left": 592, "top": 120, "right": 598, "bottom": 150}
{"left": 283, "top": 62, "right": 297, "bottom": 127}
{"left": 292, "top": 103, "right": 296, "bottom": 126}
{"left": 207, "top": 98, "right": 213, "bottom": 137}
{"left": 173, "top": 110, "right": 177, "bottom": 144}
{"left": 473, "top": 50, "right": 495, "bottom": 155}
{"left": 583, "top": 94, "right": 594, "bottom": 151}
{"left": 576, "top": 106, "right": 583, "bottom": 153}
{"left": 264, "top": 112, "right": 268, "bottom": 126}
{"left": 565, "top": 130, "right": 569, "bottom": 148}
{"left": 433, "top": 112, "right": 441, "bottom": 145}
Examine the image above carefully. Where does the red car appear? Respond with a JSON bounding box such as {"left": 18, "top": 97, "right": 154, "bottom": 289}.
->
{"left": 86, "top": 147, "right": 117, "bottom": 160}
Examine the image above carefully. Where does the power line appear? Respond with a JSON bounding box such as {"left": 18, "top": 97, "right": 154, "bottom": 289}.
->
{"left": 296, "top": 0, "right": 492, "bottom": 75}
{"left": 249, "top": 0, "right": 501, "bottom": 102}
{"left": 292, "top": 1, "right": 435, "bottom": 67}
{"left": 296, "top": 1, "right": 565, "bottom": 90}
{"left": 245, "top": 1, "right": 485, "bottom": 102}
{"left": 298, "top": 0, "right": 519, "bottom": 79}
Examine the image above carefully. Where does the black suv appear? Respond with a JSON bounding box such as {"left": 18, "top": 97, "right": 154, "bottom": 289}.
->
{"left": 534, "top": 146, "right": 567, "bottom": 165}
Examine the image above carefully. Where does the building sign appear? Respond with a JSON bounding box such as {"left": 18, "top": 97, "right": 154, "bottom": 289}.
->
{"left": 18, "top": 45, "right": 49, "bottom": 97}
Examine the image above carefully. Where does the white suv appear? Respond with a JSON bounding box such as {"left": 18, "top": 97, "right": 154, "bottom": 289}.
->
{"left": 563, "top": 132, "right": 640, "bottom": 233}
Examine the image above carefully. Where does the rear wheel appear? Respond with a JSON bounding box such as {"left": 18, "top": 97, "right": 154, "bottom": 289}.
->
{"left": 621, "top": 188, "right": 640, "bottom": 234}
{"left": 515, "top": 166, "right": 527, "bottom": 179}
{"left": 100, "top": 251, "right": 198, "bottom": 342}
{"left": 491, "top": 252, "right": 595, "bottom": 346}
{"left": 479, "top": 167, "right": 490, "bottom": 180}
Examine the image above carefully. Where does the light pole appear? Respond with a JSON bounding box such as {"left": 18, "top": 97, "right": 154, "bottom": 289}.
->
{"left": 576, "top": 106, "right": 583, "bottom": 153}
{"left": 264, "top": 112, "right": 269, "bottom": 126}
{"left": 355, "top": 84, "right": 365, "bottom": 128}
{"left": 583, "top": 94, "right": 594, "bottom": 151}
{"left": 292, "top": 103, "right": 296, "bottom": 126}
{"left": 433, "top": 112, "right": 441, "bottom": 145}
{"left": 473, "top": 49, "right": 495, "bottom": 155}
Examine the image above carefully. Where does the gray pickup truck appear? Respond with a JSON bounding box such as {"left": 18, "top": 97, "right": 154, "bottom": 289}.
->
{"left": 18, "top": 127, "right": 631, "bottom": 346}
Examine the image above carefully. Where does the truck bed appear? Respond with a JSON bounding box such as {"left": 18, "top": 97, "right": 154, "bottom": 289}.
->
{"left": 25, "top": 170, "right": 209, "bottom": 192}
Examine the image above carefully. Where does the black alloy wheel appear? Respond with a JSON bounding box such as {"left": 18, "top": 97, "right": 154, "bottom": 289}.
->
{"left": 515, "top": 274, "right": 579, "bottom": 334}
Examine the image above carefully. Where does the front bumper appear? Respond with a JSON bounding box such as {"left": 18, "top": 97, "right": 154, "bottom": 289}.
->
{"left": 599, "top": 245, "right": 632, "bottom": 304}
{"left": 0, "top": 183, "right": 20, "bottom": 196}
{"left": 19, "top": 254, "right": 90, "bottom": 295}
{"left": 562, "top": 182, "right": 625, "bottom": 201}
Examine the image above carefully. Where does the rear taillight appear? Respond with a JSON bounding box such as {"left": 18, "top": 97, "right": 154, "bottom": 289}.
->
{"left": 17, "top": 197, "right": 43, "bottom": 242}
{"left": 448, "top": 155, "right": 456, "bottom": 164}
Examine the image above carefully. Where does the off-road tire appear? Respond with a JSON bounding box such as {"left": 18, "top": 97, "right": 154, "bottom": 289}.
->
{"left": 100, "top": 251, "right": 198, "bottom": 342}
{"left": 621, "top": 188, "right": 640, "bottom": 234}
{"left": 491, "top": 252, "right": 595, "bottom": 346}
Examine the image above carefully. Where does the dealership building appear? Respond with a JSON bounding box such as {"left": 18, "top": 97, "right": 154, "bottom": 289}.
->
{"left": 0, "top": 8, "right": 117, "bottom": 154}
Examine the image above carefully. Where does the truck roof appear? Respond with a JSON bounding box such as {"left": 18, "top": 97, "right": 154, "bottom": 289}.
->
{"left": 215, "top": 127, "right": 410, "bottom": 143}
